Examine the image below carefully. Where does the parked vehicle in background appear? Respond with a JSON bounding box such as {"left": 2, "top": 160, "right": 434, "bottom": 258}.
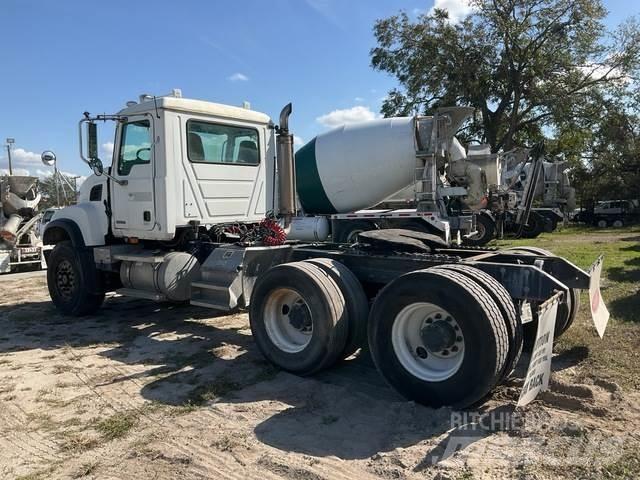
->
{"left": 575, "top": 200, "right": 639, "bottom": 228}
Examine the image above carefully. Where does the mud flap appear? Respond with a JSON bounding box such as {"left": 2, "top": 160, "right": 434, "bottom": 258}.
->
{"left": 588, "top": 255, "right": 609, "bottom": 338}
{"left": 517, "top": 292, "right": 561, "bottom": 407}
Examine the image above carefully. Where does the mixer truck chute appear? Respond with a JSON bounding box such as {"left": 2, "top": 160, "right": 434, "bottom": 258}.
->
{"left": 42, "top": 91, "right": 609, "bottom": 408}
{"left": 0, "top": 175, "right": 47, "bottom": 273}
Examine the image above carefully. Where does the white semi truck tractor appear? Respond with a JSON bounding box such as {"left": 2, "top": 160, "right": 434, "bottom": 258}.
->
{"left": 43, "top": 91, "right": 607, "bottom": 408}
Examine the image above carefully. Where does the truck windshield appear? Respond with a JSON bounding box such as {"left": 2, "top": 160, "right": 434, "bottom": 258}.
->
{"left": 187, "top": 120, "right": 259, "bottom": 165}
{"left": 117, "top": 120, "right": 151, "bottom": 175}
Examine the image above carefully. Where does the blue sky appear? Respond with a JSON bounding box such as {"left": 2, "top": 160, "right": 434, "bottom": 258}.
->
{"left": 0, "top": 0, "right": 637, "bottom": 180}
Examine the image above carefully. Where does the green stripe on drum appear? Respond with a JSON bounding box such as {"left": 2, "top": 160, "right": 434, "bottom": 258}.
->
{"left": 295, "top": 138, "right": 337, "bottom": 214}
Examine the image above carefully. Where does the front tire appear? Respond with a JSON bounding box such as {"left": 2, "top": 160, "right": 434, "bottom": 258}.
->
{"left": 520, "top": 211, "right": 545, "bottom": 238}
{"left": 368, "top": 268, "right": 508, "bottom": 408}
{"left": 463, "top": 214, "right": 495, "bottom": 246}
{"left": 47, "top": 241, "right": 104, "bottom": 316}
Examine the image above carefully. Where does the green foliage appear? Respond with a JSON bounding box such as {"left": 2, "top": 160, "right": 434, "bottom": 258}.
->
{"left": 371, "top": 0, "right": 640, "bottom": 156}
{"left": 38, "top": 173, "right": 79, "bottom": 209}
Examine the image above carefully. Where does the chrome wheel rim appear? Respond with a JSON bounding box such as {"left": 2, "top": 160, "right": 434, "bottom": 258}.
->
{"left": 56, "top": 259, "right": 76, "bottom": 301}
{"left": 264, "top": 288, "right": 313, "bottom": 353}
{"left": 392, "top": 302, "right": 465, "bottom": 382}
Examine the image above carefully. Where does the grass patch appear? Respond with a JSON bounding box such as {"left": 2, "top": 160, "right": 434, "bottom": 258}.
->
{"left": 95, "top": 411, "right": 138, "bottom": 440}
{"left": 73, "top": 462, "right": 99, "bottom": 478}
{"left": 58, "top": 431, "right": 99, "bottom": 453}
{"left": 497, "top": 226, "right": 640, "bottom": 390}
{"left": 186, "top": 376, "right": 241, "bottom": 405}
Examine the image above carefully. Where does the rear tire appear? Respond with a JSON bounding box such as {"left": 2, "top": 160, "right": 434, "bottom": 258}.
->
{"left": 304, "top": 258, "right": 369, "bottom": 359}
{"left": 432, "top": 264, "right": 522, "bottom": 381}
{"left": 506, "top": 246, "right": 579, "bottom": 339}
{"left": 47, "top": 241, "right": 104, "bottom": 316}
{"left": 249, "top": 262, "right": 348, "bottom": 375}
{"left": 368, "top": 268, "right": 508, "bottom": 408}
{"left": 463, "top": 214, "right": 495, "bottom": 247}
{"left": 333, "top": 220, "right": 376, "bottom": 244}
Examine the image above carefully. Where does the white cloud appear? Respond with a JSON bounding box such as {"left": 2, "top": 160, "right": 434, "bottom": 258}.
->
{"left": 10, "top": 148, "right": 41, "bottom": 165}
{"left": 228, "top": 72, "right": 249, "bottom": 82}
{"left": 354, "top": 96, "right": 365, "bottom": 102}
{"left": 294, "top": 135, "right": 305, "bottom": 147}
{"left": 429, "top": 0, "right": 475, "bottom": 23}
{"left": 0, "top": 168, "right": 31, "bottom": 176}
{"left": 578, "top": 63, "right": 629, "bottom": 84}
{"left": 101, "top": 142, "right": 114, "bottom": 159}
{"left": 316, "top": 106, "right": 378, "bottom": 128}
{"left": 0, "top": 147, "right": 85, "bottom": 184}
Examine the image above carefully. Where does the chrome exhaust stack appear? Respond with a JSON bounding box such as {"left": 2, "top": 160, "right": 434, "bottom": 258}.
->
{"left": 276, "top": 103, "right": 296, "bottom": 225}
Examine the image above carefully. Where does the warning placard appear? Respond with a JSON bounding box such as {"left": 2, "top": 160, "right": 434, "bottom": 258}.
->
{"left": 517, "top": 296, "right": 559, "bottom": 407}
{"left": 589, "top": 255, "right": 610, "bottom": 339}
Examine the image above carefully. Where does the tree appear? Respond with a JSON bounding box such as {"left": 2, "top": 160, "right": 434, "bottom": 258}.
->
{"left": 572, "top": 100, "right": 640, "bottom": 202}
{"left": 371, "top": 0, "right": 640, "bottom": 154}
{"left": 38, "top": 173, "right": 78, "bottom": 209}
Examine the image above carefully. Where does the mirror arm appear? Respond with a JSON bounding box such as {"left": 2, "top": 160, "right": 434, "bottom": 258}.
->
{"left": 78, "top": 116, "right": 128, "bottom": 186}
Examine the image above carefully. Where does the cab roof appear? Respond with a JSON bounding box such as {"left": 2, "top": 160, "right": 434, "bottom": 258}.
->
{"left": 118, "top": 96, "right": 272, "bottom": 125}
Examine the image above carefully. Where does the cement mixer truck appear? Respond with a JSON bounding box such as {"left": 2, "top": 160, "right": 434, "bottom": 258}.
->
{"left": 0, "top": 175, "right": 46, "bottom": 273}
{"left": 42, "top": 91, "right": 608, "bottom": 408}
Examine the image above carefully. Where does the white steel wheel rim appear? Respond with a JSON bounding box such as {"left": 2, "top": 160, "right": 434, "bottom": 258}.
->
{"left": 264, "top": 288, "right": 313, "bottom": 353}
{"left": 470, "top": 221, "right": 485, "bottom": 240}
{"left": 391, "top": 302, "right": 465, "bottom": 382}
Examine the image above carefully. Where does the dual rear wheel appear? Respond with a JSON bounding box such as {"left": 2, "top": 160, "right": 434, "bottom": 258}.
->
{"left": 250, "top": 259, "right": 521, "bottom": 408}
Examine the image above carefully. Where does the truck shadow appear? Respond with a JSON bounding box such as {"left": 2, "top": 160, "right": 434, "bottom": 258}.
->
{"left": 0, "top": 295, "right": 578, "bottom": 463}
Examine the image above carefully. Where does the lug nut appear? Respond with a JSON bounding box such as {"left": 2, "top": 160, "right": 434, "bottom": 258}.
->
{"left": 441, "top": 349, "right": 449, "bottom": 356}
{"left": 454, "top": 326, "right": 459, "bottom": 331}
{"left": 416, "top": 347, "right": 428, "bottom": 359}
{"left": 456, "top": 336, "right": 462, "bottom": 342}
{"left": 451, "top": 346, "right": 458, "bottom": 352}
{"left": 425, "top": 318, "right": 433, "bottom": 324}
{"left": 446, "top": 316, "right": 453, "bottom": 322}
{"left": 435, "top": 313, "right": 442, "bottom": 319}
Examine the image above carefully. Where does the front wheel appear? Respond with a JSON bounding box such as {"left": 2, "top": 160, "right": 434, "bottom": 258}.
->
{"left": 47, "top": 241, "right": 104, "bottom": 316}
{"left": 463, "top": 214, "right": 495, "bottom": 246}
{"left": 520, "top": 211, "right": 545, "bottom": 238}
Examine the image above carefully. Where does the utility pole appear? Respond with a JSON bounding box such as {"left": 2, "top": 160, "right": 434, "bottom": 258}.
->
{"left": 5, "top": 138, "right": 14, "bottom": 175}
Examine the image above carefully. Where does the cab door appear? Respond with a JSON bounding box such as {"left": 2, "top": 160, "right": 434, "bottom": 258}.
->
{"left": 111, "top": 117, "right": 156, "bottom": 233}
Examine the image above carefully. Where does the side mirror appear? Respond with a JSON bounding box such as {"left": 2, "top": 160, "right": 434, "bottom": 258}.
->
{"left": 89, "top": 158, "right": 104, "bottom": 176}
{"left": 87, "top": 122, "right": 98, "bottom": 160}
{"left": 41, "top": 150, "right": 56, "bottom": 166}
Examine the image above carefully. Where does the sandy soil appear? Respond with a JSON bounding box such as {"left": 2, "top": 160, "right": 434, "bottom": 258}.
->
{"left": 0, "top": 273, "right": 638, "bottom": 480}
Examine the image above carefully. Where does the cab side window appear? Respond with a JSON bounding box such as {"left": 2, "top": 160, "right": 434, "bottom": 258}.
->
{"left": 187, "top": 120, "right": 259, "bottom": 165}
{"left": 118, "top": 120, "right": 151, "bottom": 175}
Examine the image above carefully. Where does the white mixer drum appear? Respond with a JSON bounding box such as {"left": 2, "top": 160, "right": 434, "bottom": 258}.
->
{"left": 295, "top": 117, "right": 419, "bottom": 214}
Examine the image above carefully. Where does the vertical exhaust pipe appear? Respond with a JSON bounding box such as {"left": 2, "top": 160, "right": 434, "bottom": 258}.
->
{"left": 276, "top": 103, "right": 296, "bottom": 225}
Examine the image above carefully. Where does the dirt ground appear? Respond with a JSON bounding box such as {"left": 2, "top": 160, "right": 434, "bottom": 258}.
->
{"left": 1, "top": 229, "right": 639, "bottom": 480}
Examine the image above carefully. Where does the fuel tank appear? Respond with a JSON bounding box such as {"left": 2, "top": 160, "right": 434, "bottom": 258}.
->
{"left": 295, "top": 117, "right": 420, "bottom": 214}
